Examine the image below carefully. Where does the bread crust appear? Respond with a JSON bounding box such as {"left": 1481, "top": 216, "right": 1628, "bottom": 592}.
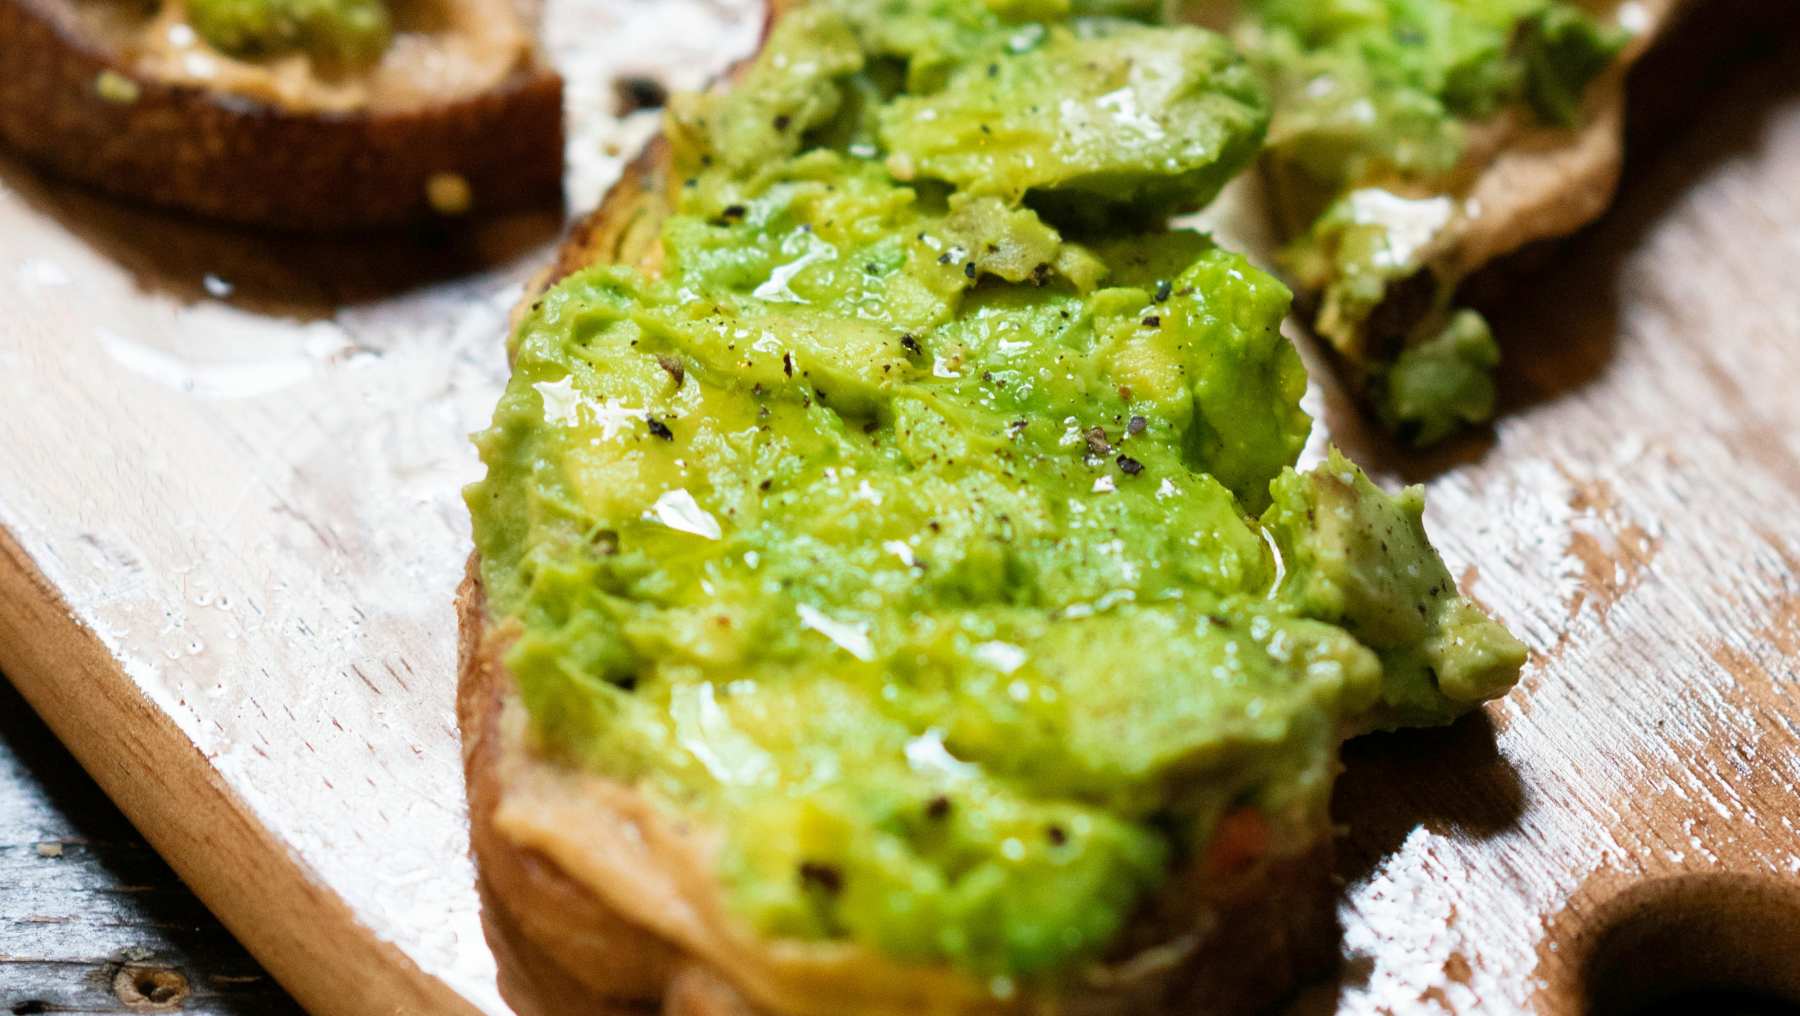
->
{"left": 1257, "top": 0, "right": 1688, "bottom": 360}
{"left": 457, "top": 122, "right": 1342, "bottom": 1012}
{"left": 459, "top": 564, "right": 1338, "bottom": 1016}
{"left": 0, "top": 0, "right": 563, "bottom": 230}
{"left": 1435, "top": 0, "right": 1688, "bottom": 280}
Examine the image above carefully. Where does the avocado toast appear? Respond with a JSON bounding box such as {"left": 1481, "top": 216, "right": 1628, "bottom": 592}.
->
{"left": 0, "top": 0, "right": 561, "bottom": 229}
{"left": 459, "top": 1, "right": 1527, "bottom": 1012}
{"left": 1207, "top": 0, "right": 1685, "bottom": 443}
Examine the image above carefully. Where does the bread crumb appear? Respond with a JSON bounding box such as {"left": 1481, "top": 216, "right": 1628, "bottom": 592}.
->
{"left": 94, "top": 70, "right": 141, "bottom": 105}
{"left": 427, "top": 172, "right": 473, "bottom": 216}
{"left": 36, "top": 842, "right": 63, "bottom": 858}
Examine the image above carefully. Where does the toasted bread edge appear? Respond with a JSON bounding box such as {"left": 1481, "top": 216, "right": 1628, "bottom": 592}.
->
{"left": 0, "top": 0, "right": 564, "bottom": 230}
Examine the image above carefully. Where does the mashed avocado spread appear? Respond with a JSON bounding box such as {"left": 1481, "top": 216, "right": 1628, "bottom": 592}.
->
{"left": 468, "top": 0, "right": 1525, "bottom": 985}
{"left": 1234, "top": 0, "right": 1625, "bottom": 442}
{"left": 186, "top": 0, "right": 391, "bottom": 64}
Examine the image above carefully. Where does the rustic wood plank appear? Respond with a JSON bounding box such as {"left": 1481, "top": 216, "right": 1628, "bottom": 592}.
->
{"left": 0, "top": 677, "right": 302, "bottom": 1015}
{"left": 0, "top": 2, "right": 1797, "bottom": 1014}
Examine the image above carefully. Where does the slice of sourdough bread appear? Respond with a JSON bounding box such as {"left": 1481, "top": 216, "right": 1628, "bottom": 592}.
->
{"left": 456, "top": 135, "right": 1342, "bottom": 1016}
{"left": 0, "top": 0, "right": 562, "bottom": 229}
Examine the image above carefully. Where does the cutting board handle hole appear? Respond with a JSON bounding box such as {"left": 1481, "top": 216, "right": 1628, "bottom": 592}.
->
{"left": 1577, "top": 873, "right": 1800, "bottom": 1016}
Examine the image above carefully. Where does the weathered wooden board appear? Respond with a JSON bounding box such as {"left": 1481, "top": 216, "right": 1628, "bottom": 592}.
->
{"left": 1, "top": 3, "right": 1798, "bottom": 1014}
{"left": 0, "top": 677, "right": 304, "bottom": 1014}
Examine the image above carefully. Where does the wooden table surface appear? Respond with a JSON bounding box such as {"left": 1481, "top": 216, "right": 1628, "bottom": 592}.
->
{"left": 0, "top": 674, "right": 300, "bottom": 1015}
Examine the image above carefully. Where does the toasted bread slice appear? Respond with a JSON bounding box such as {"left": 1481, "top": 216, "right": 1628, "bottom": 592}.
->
{"left": 460, "top": 573, "right": 1337, "bottom": 1016}
{"left": 1400, "top": 0, "right": 1686, "bottom": 284}
{"left": 0, "top": 0, "right": 562, "bottom": 230}
{"left": 1241, "top": 0, "right": 1688, "bottom": 441}
{"left": 457, "top": 130, "right": 1342, "bottom": 1015}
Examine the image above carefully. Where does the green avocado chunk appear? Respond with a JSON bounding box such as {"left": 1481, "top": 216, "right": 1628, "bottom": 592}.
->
{"left": 468, "top": 0, "right": 1523, "bottom": 985}
{"left": 1263, "top": 448, "right": 1527, "bottom": 727}
{"left": 1232, "top": 0, "right": 1625, "bottom": 443}
{"left": 186, "top": 0, "right": 392, "bottom": 65}
{"left": 879, "top": 20, "right": 1269, "bottom": 219}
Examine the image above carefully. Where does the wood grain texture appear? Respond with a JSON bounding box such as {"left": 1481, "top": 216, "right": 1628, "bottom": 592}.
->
{"left": 0, "top": 2, "right": 1797, "bottom": 1013}
{"left": 0, "top": 676, "right": 303, "bottom": 1014}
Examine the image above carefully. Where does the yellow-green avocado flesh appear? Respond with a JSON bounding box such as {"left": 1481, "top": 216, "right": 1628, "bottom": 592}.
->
{"left": 186, "top": 0, "right": 392, "bottom": 65}
{"left": 467, "top": 0, "right": 1525, "bottom": 986}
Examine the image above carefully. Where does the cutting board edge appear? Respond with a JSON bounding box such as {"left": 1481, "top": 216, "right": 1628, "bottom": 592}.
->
{"left": 0, "top": 525, "right": 485, "bottom": 1016}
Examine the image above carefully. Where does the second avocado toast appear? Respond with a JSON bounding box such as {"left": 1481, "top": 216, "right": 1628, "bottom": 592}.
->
{"left": 461, "top": 1, "right": 1528, "bottom": 1012}
{"left": 1225, "top": 0, "right": 1682, "bottom": 443}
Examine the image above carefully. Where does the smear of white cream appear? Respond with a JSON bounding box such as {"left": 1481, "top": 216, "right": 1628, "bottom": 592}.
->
{"left": 671, "top": 683, "right": 775, "bottom": 786}
{"left": 752, "top": 244, "right": 834, "bottom": 303}
{"left": 904, "top": 728, "right": 980, "bottom": 780}
{"left": 1095, "top": 86, "right": 1165, "bottom": 141}
{"left": 648, "top": 488, "right": 722, "bottom": 540}
{"left": 972, "top": 641, "right": 1027, "bottom": 674}
{"left": 796, "top": 604, "right": 874, "bottom": 661}
{"left": 1344, "top": 189, "right": 1456, "bottom": 270}
{"left": 536, "top": 378, "right": 648, "bottom": 442}
{"left": 533, "top": 378, "right": 583, "bottom": 426}
{"left": 882, "top": 540, "right": 917, "bottom": 567}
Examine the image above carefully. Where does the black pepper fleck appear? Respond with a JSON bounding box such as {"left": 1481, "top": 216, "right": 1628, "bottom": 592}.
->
{"left": 1047, "top": 824, "right": 1067, "bottom": 846}
{"left": 1127, "top": 415, "right": 1147, "bottom": 436}
{"left": 798, "top": 862, "right": 843, "bottom": 894}
{"left": 900, "top": 333, "right": 922, "bottom": 355}
{"left": 1154, "top": 280, "right": 1172, "bottom": 302}
{"left": 646, "top": 417, "right": 674, "bottom": 440}
{"left": 612, "top": 75, "right": 668, "bottom": 115}
{"left": 926, "top": 795, "right": 952, "bottom": 819}
{"left": 656, "top": 355, "right": 685, "bottom": 387}
{"left": 783, "top": 352, "right": 794, "bottom": 377}
{"left": 1116, "top": 455, "right": 1143, "bottom": 476}
{"left": 964, "top": 261, "right": 977, "bottom": 280}
{"left": 1141, "top": 315, "right": 1161, "bottom": 328}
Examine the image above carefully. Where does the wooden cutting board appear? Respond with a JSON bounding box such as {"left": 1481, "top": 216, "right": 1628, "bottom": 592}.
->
{"left": 2, "top": 4, "right": 1798, "bottom": 1014}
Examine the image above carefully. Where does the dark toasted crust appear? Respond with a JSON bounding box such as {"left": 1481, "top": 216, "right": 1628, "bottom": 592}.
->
{"left": 545, "top": 135, "right": 674, "bottom": 287}
{"left": 0, "top": 0, "right": 563, "bottom": 230}
{"left": 459, "top": 126, "right": 1342, "bottom": 1012}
